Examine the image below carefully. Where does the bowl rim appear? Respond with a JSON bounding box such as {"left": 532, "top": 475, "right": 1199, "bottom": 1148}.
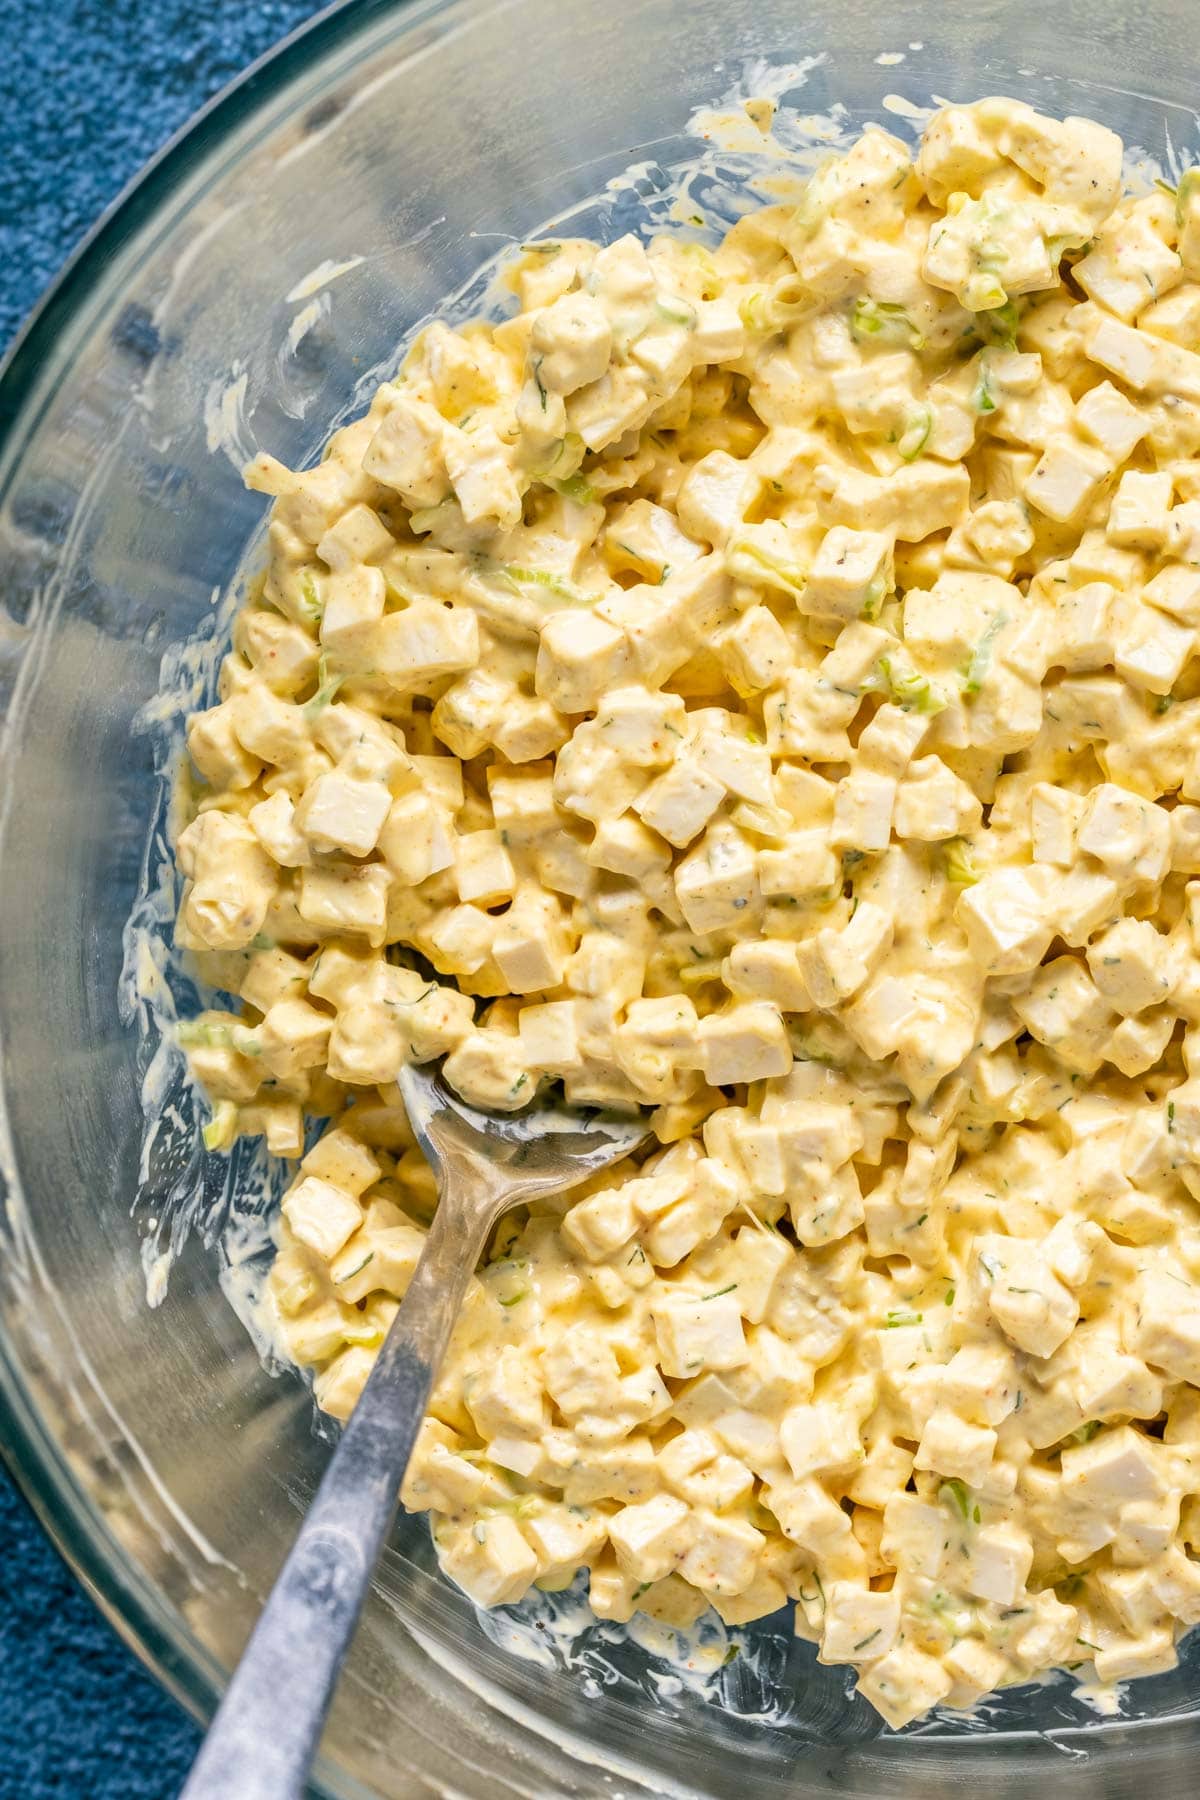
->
{"left": 8, "top": 11, "right": 1200, "bottom": 1783}
{"left": 0, "top": 4, "right": 396, "bottom": 1792}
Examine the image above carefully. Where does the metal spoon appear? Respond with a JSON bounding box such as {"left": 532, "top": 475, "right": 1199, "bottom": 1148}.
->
{"left": 180, "top": 1062, "right": 649, "bottom": 1800}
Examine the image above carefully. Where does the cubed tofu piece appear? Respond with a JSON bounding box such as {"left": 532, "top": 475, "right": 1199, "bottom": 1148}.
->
{"left": 976, "top": 1233, "right": 1079, "bottom": 1358}
{"left": 1024, "top": 437, "right": 1110, "bottom": 524}
{"left": 652, "top": 1291, "right": 749, "bottom": 1377}
{"left": 1086, "top": 917, "right": 1175, "bottom": 1014}
{"left": 1131, "top": 1266, "right": 1200, "bottom": 1383}
{"left": 815, "top": 459, "right": 969, "bottom": 542}
{"left": 914, "top": 1408, "right": 997, "bottom": 1487}
{"left": 819, "top": 1582, "right": 900, "bottom": 1665}
{"left": 282, "top": 1175, "right": 364, "bottom": 1260}
{"left": 957, "top": 867, "right": 1053, "bottom": 974}
{"left": 697, "top": 1003, "right": 792, "bottom": 1085}
{"left": 438, "top": 1516, "right": 539, "bottom": 1608}
{"left": 1113, "top": 595, "right": 1195, "bottom": 695}
{"left": 1060, "top": 1423, "right": 1167, "bottom": 1507}
{"left": 938, "top": 1343, "right": 1020, "bottom": 1426}
{"left": 634, "top": 760, "right": 725, "bottom": 848}
{"left": 674, "top": 823, "right": 761, "bottom": 934}
{"left": 1077, "top": 783, "right": 1171, "bottom": 884}
{"left": 1144, "top": 562, "right": 1200, "bottom": 627}
{"left": 607, "top": 1494, "right": 694, "bottom": 1584}
{"left": 830, "top": 771, "right": 896, "bottom": 854}
{"left": 531, "top": 290, "right": 613, "bottom": 393}
{"left": 1073, "top": 381, "right": 1149, "bottom": 464}
{"left": 801, "top": 527, "right": 895, "bottom": 622}
{"left": 856, "top": 1643, "right": 952, "bottom": 1730}
{"left": 779, "top": 1401, "right": 863, "bottom": 1480}
{"left": 536, "top": 609, "right": 633, "bottom": 713}
{"left": 454, "top": 830, "right": 517, "bottom": 906}
{"left": 298, "top": 863, "right": 391, "bottom": 948}
{"left": 1107, "top": 470, "right": 1174, "bottom": 550}
{"left": 678, "top": 1511, "right": 765, "bottom": 1598}
{"left": 1030, "top": 782, "right": 1084, "bottom": 866}
{"left": 961, "top": 1524, "right": 1033, "bottom": 1606}
{"left": 675, "top": 450, "right": 761, "bottom": 547}
{"left": 373, "top": 603, "right": 479, "bottom": 689}
{"left": 757, "top": 830, "right": 839, "bottom": 897}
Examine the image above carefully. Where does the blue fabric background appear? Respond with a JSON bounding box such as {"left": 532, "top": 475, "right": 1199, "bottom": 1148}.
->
{"left": 0, "top": 2, "right": 328, "bottom": 1792}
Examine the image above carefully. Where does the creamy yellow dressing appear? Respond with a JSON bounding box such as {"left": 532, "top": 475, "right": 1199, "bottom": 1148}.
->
{"left": 174, "top": 96, "right": 1200, "bottom": 1728}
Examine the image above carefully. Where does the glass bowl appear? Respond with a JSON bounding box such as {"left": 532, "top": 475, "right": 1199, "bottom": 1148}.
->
{"left": 4, "top": 0, "right": 1200, "bottom": 1792}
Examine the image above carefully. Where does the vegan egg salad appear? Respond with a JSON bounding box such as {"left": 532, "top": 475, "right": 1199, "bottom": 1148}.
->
{"left": 173, "top": 96, "right": 1200, "bottom": 1727}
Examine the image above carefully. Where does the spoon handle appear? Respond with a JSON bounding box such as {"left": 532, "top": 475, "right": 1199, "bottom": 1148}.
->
{"left": 179, "top": 1180, "right": 490, "bottom": 1800}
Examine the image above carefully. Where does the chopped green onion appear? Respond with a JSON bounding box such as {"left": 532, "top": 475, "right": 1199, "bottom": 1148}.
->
{"left": 655, "top": 296, "right": 697, "bottom": 329}
{"left": 874, "top": 655, "right": 948, "bottom": 715}
{"left": 938, "top": 1478, "right": 971, "bottom": 1522}
{"left": 944, "top": 839, "right": 980, "bottom": 887}
{"left": 849, "top": 296, "right": 925, "bottom": 351}
{"left": 1177, "top": 167, "right": 1200, "bottom": 227}
{"left": 202, "top": 1101, "right": 238, "bottom": 1153}
{"left": 296, "top": 572, "right": 324, "bottom": 624}
{"left": 961, "top": 612, "right": 1009, "bottom": 699}
{"left": 495, "top": 565, "right": 591, "bottom": 606}
{"left": 727, "top": 536, "right": 808, "bottom": 595}
{"left": 548, "top": 472, "right": 598, "bottom": 505}
{"left": 975, "top": 299, "right": 1020, "bottom": 351}
{"left": 883, "top": 1308, "right": 923, "bottom": 1328}
{"left": 898, "top": 406, "right": 932, "bottom": 462}
{"left": 304, "top": 652, "right": 344, "bottom": 718}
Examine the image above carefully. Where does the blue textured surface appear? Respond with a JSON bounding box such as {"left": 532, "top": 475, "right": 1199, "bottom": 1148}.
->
{"left": 0, "top": 2, "right": 328, "bottom": 1792}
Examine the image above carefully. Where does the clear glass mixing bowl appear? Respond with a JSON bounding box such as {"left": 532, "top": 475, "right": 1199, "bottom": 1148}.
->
{"left": 5, "top": 0, "right": 1200, "bottom": 1792}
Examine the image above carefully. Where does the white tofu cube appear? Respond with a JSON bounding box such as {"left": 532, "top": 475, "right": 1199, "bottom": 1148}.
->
{"left": 1073, "top": 380, "right": 1149, "bottom": 464}
{"left": 1086, "top": 916, "right": 1174, "bottom": 1014}
{"left": 1106, "top": 470, "right": 1173, "bottom": 549}
{"left": 608, "top": 1494, "right": 694, "bottom": 1584}
{"left": 1030, "top": 782, "right": 1084, "bottom": 866}
{"left": 1024, "top": 437, "right": 1110, "bottom": 524}
{"left": 957, "top": 867, "right": 1053, "bottom": 974}
{"left": 536, "top": 610, "right": 632, "bottom": 713}
{"left": 1143, "top": 562, "right": 1200, "bottom": 626}
{"left": 1113, "top": 595, "right": 1195, "bottom": 695}
{"left": 779, "top": 1401, "right": 863, "bottom": 1479}
{"left": 961, "top": 1525, "right": 1033, "bottom": 1606}
{"left": 651, "top": 1291, "right": 749, "bottom": 1377}
{"left": 757, "top": 830, "right": 839, "bottom": 897}
{"left": 675, "top": 450, "right": 761, "bottom": 547}
{"left": 454, "top": 830, "right": 517, "bottom": 906}
{"left": 634, "top": 760, "right": 724, "bottom": 848}
{"left": 679, "top": 1511, "right": 765, "bottom": 1597}
{"left": 830, "top": 771, "right": 897, "bottom": 853}
{"left": 1078, "top": 783, "right": 1171, "bottom": 885}
{"left": 1060, "top": 1424, "right": 1166, "bottom": 1507}
{"left": 801, "top": 527, "right": 895, "bottom": 622}
{"left": 530, "top": 291, "right": 613, "bottom": 393}
{"left": 438, "top": 1516, "right": 538, "bottom": 1608}
{"left": 915, "top": 1408, "right": 997, "bottom": 1487}
{"left": 282, "top": 1176, "right": 364, "bottom": 1260}
{"left": 698, "top": 1003, "right": 792, "bottom": 1085}
{"left": 674, "top": 823, "right": 761, "bottom": 934}
{"left": 1131, "top": 1266, "right": 1200, "bottom": 1384}
{"left": 856, "top": 1644, "right": 952, "bottom": 1730}
{"left": 976, "top": 1233, "right": 1079, "bottom": 1358}
{"left": 819, "top": 1583, "right": 900, "bottom": 1665}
